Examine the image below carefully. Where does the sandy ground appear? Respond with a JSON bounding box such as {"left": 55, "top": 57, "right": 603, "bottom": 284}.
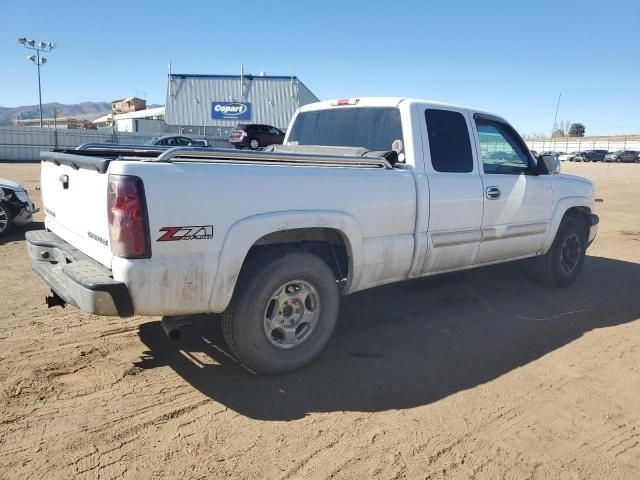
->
{"left": 0, "top": 161, "right": 639, "bottom": 479}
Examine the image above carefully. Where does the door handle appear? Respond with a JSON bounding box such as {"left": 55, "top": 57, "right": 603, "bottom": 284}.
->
{"left": 486, "top": 186, "right": 501, "bottom": 199}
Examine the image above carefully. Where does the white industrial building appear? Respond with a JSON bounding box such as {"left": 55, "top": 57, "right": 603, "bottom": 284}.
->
{"left": 164, "top": 72, "right": 319, "bottom": 137}
{"left": 92, "top": 106, "right": 166, "bottom": 133}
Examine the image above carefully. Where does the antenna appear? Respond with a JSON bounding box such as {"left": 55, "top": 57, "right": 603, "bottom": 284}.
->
{"left": 551, "top": 93, "right": 562, "bottom": 138}
{"left": 168, "top": 60, "right": 173, "bottom": 96}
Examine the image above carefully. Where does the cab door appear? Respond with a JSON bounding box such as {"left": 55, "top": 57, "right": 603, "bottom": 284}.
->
{"left": 472, "top": 115, "right": 553, "bottom": 264}
{"left": 420, "top": 107, "right": 484, "bottom": 273}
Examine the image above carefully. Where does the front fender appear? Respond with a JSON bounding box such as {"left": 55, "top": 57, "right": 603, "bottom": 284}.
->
{"left": 542, "top": 196, "right": 592, "bottom": 253}
{"left": 208, "top": 210, "right": 364, "bottom": 312}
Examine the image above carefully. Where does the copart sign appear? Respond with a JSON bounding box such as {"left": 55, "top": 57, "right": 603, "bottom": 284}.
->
{"left": 211, "top": 102, "right": 251, "bottom": 120}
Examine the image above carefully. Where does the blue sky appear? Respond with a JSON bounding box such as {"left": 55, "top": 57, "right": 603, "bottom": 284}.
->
{"left": 2, "top": 0, "right": 639, "bottom": 136}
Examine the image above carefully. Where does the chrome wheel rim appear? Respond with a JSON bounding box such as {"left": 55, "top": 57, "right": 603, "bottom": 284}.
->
{"left": 560, "top": 233, "right": 581, "bottom": 274}
{"left": 264, "top": 280, "right": 320, "bottom": 349}
{"left": 250, "top": 139, "right": 259, "bottom": 149}
{"left": 0, "top": 206, "right": 8, "bottom": 233}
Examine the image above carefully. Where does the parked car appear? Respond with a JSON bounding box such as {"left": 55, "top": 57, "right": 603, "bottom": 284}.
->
{"left": 604, "top": 150, "right": 639, "bottom": 163}
{"left": 559, "top": 151, "right": 579, "bottom": 161}
{"left": 540, "top": 151, "right": 561, "bottom": 158}
{"left": 145, "top": 135, "right": 208, "bottom": 147}
{"left": 574, "top": 149, "right": 608, "bottom": 162}
{"left": 229, "top": 124, "right": 285, "bottom": 150}
{"left": 28, "top": 97, "right": 598, "bottom": 374}
{"left": 0, "top": 177, "right": 39, "bottom": 237}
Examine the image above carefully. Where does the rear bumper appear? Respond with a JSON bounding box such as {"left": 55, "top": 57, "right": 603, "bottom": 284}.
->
{"left": 587, "top": 213, "right": 599, "bottom": 247}
{"left": 26, "top": 230, "right": 133, "bottom": 317}
{"left": 228, "top": 138, "right": 247, "bottom": 146}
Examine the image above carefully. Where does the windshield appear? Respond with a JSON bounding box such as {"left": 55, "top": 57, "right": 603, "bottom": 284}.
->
{"left": 287, "top": 107, "right": 405, "bottom": 154}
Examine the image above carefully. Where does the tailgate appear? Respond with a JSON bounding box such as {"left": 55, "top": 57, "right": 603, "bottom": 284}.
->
{"left": 41, "top": 160, "right": 113, "bottom": 268}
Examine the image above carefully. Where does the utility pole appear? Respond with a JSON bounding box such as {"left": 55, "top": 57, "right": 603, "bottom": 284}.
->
{"left": 18, "top": 37, "right": 57, "bottom": 128}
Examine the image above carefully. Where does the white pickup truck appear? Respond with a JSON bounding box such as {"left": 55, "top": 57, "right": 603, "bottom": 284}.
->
{"left": 27, "top": 97, "right": 598, "bottom": 374}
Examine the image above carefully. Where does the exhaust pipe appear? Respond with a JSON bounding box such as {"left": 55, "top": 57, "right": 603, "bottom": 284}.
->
{"left": 160, "top": 316, "right": 193, "bottom": 341}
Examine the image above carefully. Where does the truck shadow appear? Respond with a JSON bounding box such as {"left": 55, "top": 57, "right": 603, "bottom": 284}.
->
{"left": 0, "top": 221, "right": 44, "bottom": 246}
{"left": 136, "top": 255, "right": 640, "bottom": 420}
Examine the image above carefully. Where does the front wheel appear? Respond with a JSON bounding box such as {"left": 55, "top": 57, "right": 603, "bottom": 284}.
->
{"left": 534, "top": 217, "right": 587, "bottom": 287}
{"left": 222, "top": 250, "right": 340, "bottom": 374}
{"left": 0, "top": 202, "right": 13, "bottom": 237}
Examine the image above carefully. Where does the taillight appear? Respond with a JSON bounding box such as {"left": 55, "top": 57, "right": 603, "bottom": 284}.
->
{"left": 107, "top": 175, "right": 151, "bottom": 258}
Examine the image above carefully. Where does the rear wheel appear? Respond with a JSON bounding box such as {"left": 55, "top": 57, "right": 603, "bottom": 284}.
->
{"left": 222, "top": 250, "right": 340, "bottom": 374}
{"left": 535, "top": 217, "right": 587, "bottom": 287}
{"left": 0, "top": 203, "right": 13, "bottom": 237}
{"left": 249, "top": 138, "right": 260, "bottom": 150}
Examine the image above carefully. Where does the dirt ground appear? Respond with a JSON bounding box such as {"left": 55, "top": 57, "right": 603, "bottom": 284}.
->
{"left": 0, "top": 161, "right": 639, "bottom": 480}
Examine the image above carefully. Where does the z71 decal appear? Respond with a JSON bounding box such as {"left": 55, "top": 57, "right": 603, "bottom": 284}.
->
{"left": 157, "top": 225, "right": 214, "bottom": 241}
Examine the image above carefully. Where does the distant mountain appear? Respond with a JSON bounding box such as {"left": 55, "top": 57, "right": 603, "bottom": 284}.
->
{"left": 0, "top": 101, "right": 162, "bottom": 125}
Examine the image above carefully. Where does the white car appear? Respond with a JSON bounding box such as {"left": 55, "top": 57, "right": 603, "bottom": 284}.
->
{"left": 0, "top": 177, "right": 39, "bottom": 237}
{"left": 27, "top": 97, "right": 598, "bottom": 374}
{"left": 559, "top": 152, "right": 579, "bottom": 162}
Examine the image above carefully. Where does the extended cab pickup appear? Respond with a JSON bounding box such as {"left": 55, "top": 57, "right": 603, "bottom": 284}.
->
{"left": 27, "top": 97, "right": 599, "bottom": 374}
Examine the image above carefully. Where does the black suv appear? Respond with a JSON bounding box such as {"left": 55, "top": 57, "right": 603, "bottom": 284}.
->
{"left": 229, "top": 124, "right": 285, "bottom": 150}
{"left": 573, "top": 149, "right": 608, "bottom": 162}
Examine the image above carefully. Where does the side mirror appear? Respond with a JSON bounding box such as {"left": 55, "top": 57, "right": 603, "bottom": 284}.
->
{"left": 540, "top": 154, "right": 561, "bottom": 174}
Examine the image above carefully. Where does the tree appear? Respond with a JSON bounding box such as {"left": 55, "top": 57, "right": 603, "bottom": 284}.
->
{"left": 568, "top": 123, "right": 586, "bottom": 137}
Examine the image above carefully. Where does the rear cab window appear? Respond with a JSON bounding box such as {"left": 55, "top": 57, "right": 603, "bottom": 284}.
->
{"left": 287, "top": 107, "right": 405, "bottom": 156}
{"left": 424, "top": 109, "right": 474, "bottom": 173}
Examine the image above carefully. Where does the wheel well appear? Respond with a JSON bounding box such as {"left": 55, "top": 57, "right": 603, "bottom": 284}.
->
{"left": 563, "top": 206, "right": 591, "bottom": 237}
{"left": 245, "top": 228, "right": 351, "bottom": 285}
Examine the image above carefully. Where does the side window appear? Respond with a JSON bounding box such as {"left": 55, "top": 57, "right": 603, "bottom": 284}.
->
{"left": 425, "top": 109, "right": 473, "bottom": 173}
{"left": 475, "top": 119, "right": 531, "bottom": 174}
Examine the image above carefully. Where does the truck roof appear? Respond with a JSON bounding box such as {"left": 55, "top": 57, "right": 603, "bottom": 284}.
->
{"left": 298, "top": 96, "right": 501, "bottom": 120}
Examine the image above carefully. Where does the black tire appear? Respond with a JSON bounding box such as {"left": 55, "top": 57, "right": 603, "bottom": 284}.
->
{"left": 535, "top": 217, "right": 587, "bottom": 287}
{"left": 248, "top": 138, "right": 260, "bottom": 150}
{"left": 0, "top": 202, "right": 13, "bottom": 237}
{"left": 222, "top": 250, "right": 340, "bottom": 374}
{"left": 234, "top": 144, "right": 243, "bottom": 149}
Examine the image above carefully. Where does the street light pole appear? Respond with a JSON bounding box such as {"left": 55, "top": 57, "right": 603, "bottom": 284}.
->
{"left": 18, "top": 37, "right": 57, "bottom": 128}
{"left": 36, "top": 48, "right": 43, "bottom": 127}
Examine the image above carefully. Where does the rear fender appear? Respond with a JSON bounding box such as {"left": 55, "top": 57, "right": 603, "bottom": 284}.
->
{"left": 209, "top": 210, "right": 363, "bottom": 312}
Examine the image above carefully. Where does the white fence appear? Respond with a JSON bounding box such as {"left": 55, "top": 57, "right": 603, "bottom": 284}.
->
{"left": 525, "top": 135, "right": 640, "bottom": 153}
{"left": 0, "top": 126, "right": 229, "bottom": 161}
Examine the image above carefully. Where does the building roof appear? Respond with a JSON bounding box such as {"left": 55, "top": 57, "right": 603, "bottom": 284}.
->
{"left": 165, "top": 73, "right": 319, "bottom": 129}
{"left": 112, "top": 96, "right": 144, "bottom": 103}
